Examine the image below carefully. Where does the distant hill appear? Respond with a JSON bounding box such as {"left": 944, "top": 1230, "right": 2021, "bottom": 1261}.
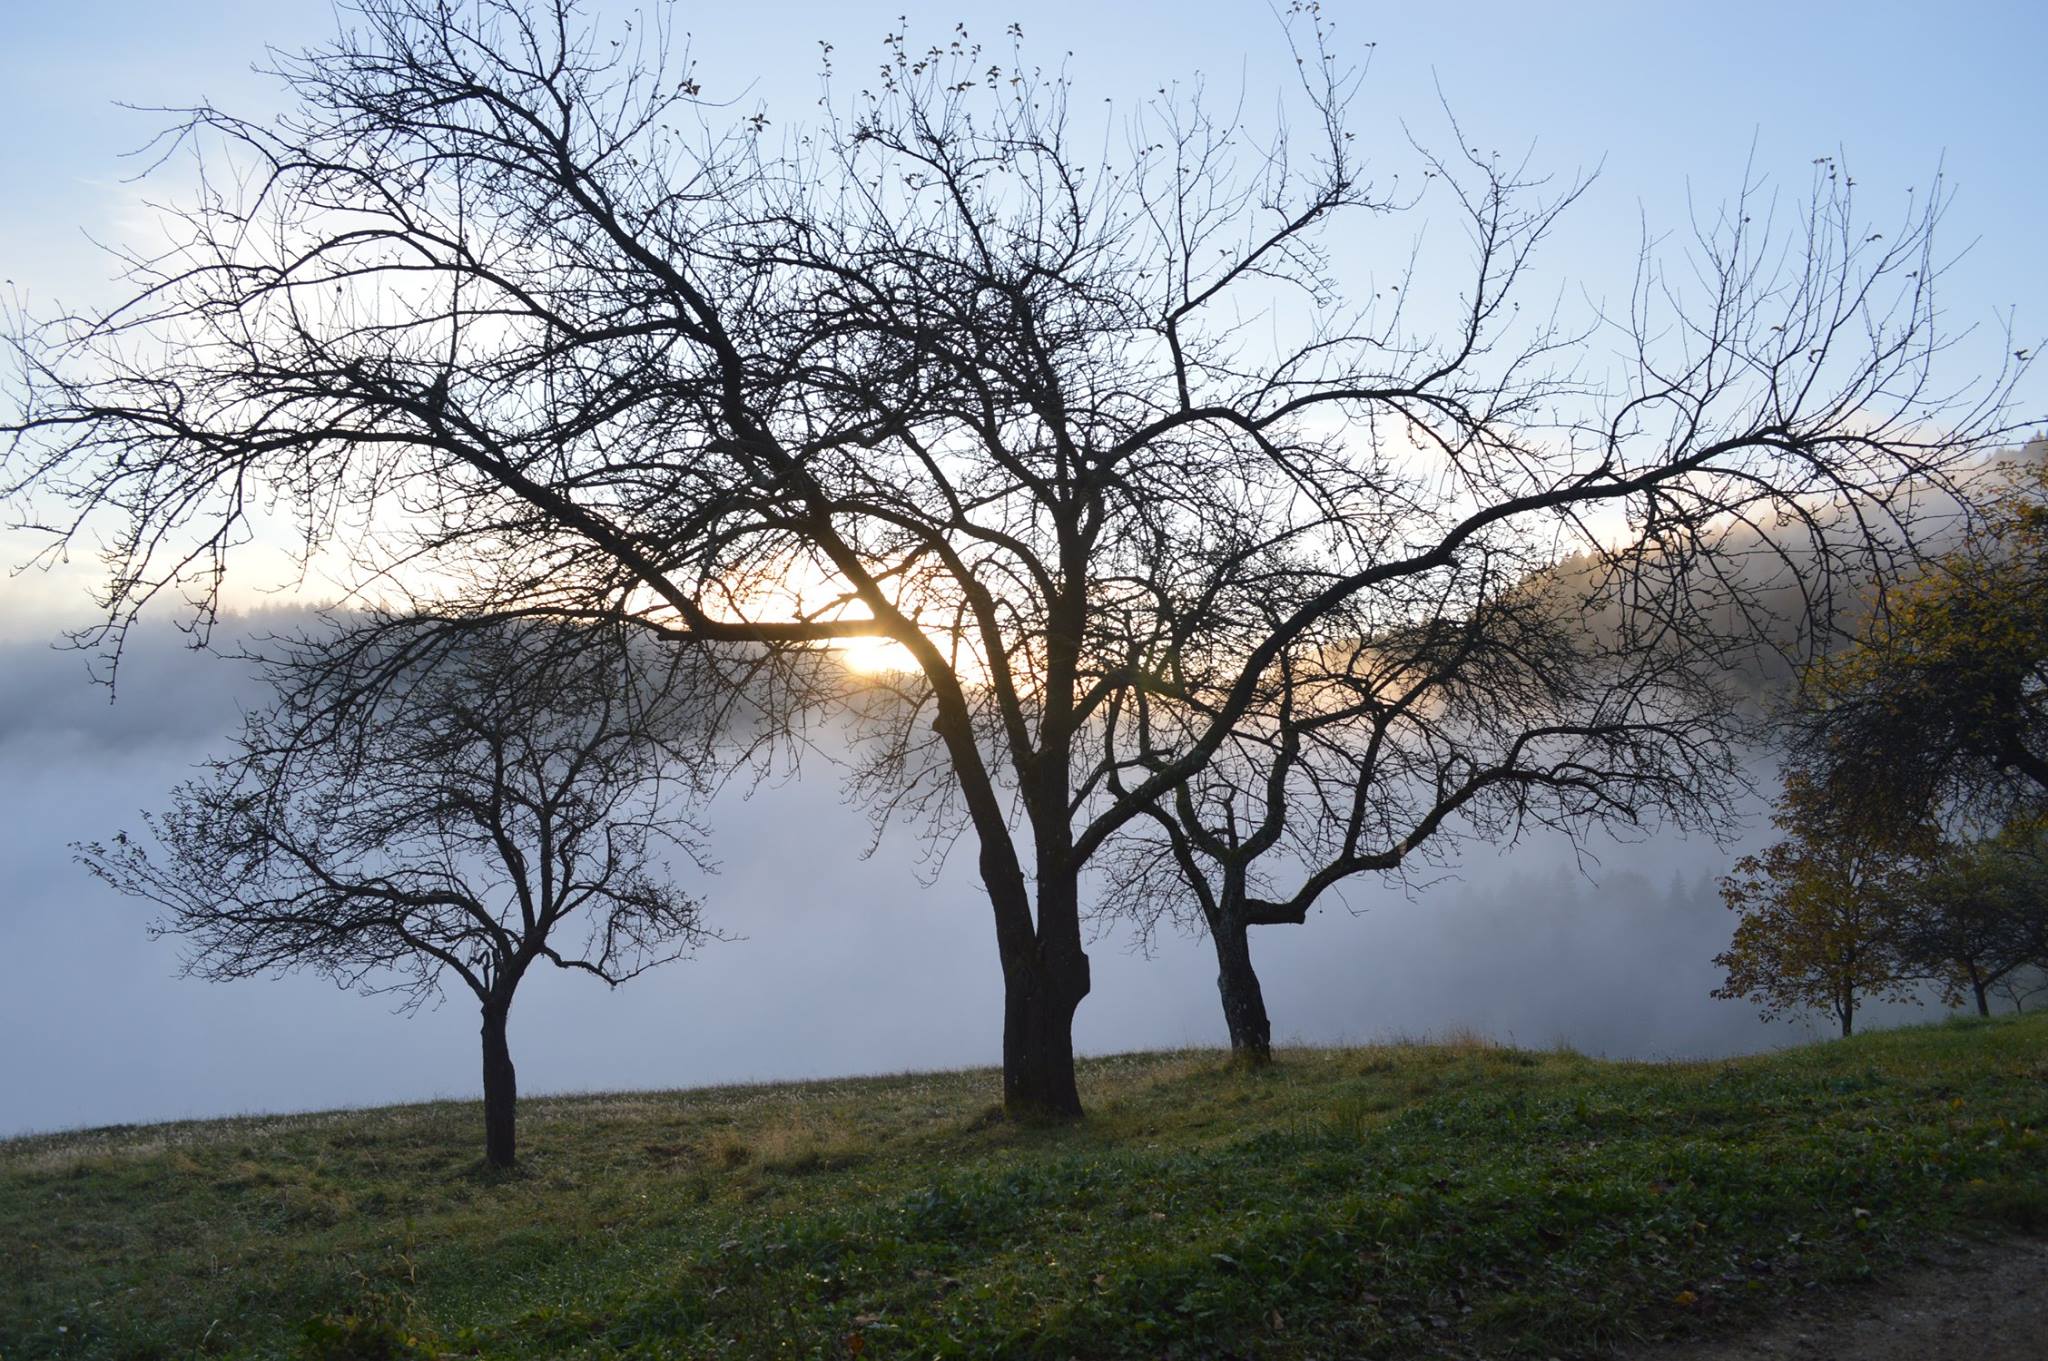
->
{"left": 1526, "top": 439, "right": 2048, "bottom": 705}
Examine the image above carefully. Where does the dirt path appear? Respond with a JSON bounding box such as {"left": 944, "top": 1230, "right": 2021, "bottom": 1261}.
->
{"left": 1628, "top": 1237, "right": 2048, "bottom": 1361}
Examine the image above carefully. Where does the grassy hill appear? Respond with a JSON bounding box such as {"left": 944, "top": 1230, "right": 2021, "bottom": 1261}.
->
{"left": 5, "top": 1016, "right": 2045, "bottom": 1360}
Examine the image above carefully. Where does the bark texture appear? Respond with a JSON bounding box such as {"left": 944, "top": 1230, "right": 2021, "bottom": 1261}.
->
{"left": 1002, "top": 947, "right": 1090, "bottom": 1120}
{"left": 1212, "top": 920, "right": 1274, "bottom": 1064}
{"left": 481, "top": 1005, "right": 518, "bottom": 1169}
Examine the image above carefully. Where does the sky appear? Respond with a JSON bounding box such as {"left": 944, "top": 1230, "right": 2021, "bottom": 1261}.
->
{"left": 2, "top": 0, "right": 2043, "bottom": 1135}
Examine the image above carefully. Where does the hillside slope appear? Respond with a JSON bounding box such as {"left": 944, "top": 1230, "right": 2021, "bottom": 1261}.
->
{"left": 4, "top": 1016, "right": 2045, "bottom": 1359}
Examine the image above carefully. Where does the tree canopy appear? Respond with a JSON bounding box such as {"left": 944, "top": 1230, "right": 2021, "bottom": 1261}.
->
{"left": 1794, "top": 448, "right": 2048, "bottom": 837}
{"left": 1890, "top": 824, "right": 2048, "bottom": 1016}
{"left": 78, "top": 618, "right": 716, "bottom": 1165}
{"left": 1713, "top": 774, "right": 1934, "bottom": 1037}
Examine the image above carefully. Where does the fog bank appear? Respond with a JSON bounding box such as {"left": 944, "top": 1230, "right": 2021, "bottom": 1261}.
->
{"left": 0, "top": 622, "right": 1930, "bottom": 1138}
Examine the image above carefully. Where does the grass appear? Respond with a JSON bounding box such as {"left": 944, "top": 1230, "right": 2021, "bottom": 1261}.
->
{"left": 3, "top": 1015, "right": 2045, "bottom": 1360}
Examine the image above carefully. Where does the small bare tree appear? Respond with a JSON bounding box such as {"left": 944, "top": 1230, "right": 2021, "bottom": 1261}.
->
{"left": 78, "top": 619, "right": 714, "bottom": 1167}
{"left": 7, "top": 0, "right": 2027, "bottom": 1116}
{"left": 1102, "top": 554, "right": 1736, "bottom": 1062}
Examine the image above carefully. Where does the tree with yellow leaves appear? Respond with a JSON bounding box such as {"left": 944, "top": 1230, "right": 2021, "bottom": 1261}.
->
{"left": 1713, "top": 773, "right": 1933, "bottom": 1037}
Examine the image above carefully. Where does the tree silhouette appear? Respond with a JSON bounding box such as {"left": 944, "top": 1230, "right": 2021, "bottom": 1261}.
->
{"left": 1101, "top": 558, "right": 1735, "bottom": 1061}
{"left": 78, "top": 619, "right": 714, "bottom": 1167}
{"left": 1891, "top": 827, "right": 2048, "bottom": 1015}
{"left": 7, "top": 0, "right": 2023, "bottom": 1116}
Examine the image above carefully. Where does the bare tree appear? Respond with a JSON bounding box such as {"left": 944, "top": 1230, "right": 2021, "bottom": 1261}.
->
{"left": 77, "top": 619, "right": 714, "bottom": 1167}
{"left": 1994, "top": 966, "right": 2048, "bottom": 1014}
{"left": 1101, "top": 553, "right": 1737, "bottom": 1062}
{"left": 6, "top": 0, "right": 2025, "bottom": 1116}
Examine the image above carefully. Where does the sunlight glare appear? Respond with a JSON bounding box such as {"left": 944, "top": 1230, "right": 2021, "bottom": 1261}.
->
{"left": 835, "top": 634, "right": 922, "bottom": 675}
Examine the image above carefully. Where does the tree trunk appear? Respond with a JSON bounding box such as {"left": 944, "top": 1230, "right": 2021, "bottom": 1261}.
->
{"left": 1212, "top": 916, "right": 1274, "bottom": 1064}
{"left": 999, "top": 862, "right": 1091, "bottom": 1121}
{"left": 1001, "top": 946, "right": 1089, "bottom": 1120}
{"left": 481, "top": 1004, "right": 518, "bottom": 1168}
{"left": 1967, "top": 961, "right": 1990, "bottom": 1017}
{"left": 935, "top": 677, "right": 1089, "bottom": 1122}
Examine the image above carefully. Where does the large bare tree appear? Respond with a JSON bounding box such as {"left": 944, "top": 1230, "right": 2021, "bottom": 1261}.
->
{"left": 6, "top": 0, "right": 2023, "bottom": 1116}
{"left": 78, "top": 618, "right": 715, "bottom": 1167}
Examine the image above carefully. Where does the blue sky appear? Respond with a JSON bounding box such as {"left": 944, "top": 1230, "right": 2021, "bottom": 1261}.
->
{"left": 7, "top": 1, "right": 2043, "bottom": 625}
{"left": 5, "top": 0, "right": 2043, "bottom": 335}
{"left": 5, "top": 3, "right": 2040, "bottom": 390}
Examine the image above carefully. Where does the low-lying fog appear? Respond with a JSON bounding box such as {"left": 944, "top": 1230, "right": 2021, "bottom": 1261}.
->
{"left": 0, "top": 620, "right": 1937, "bottom": 1137}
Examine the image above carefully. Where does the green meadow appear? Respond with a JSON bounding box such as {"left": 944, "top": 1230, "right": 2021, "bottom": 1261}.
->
{"left": 5, "top": 1015, "right": 2045, "bottom": 1360}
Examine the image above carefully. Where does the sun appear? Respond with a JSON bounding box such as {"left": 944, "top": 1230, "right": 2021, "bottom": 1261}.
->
{"left": 834, "top": 634, "right": 922, "bottom": 675}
